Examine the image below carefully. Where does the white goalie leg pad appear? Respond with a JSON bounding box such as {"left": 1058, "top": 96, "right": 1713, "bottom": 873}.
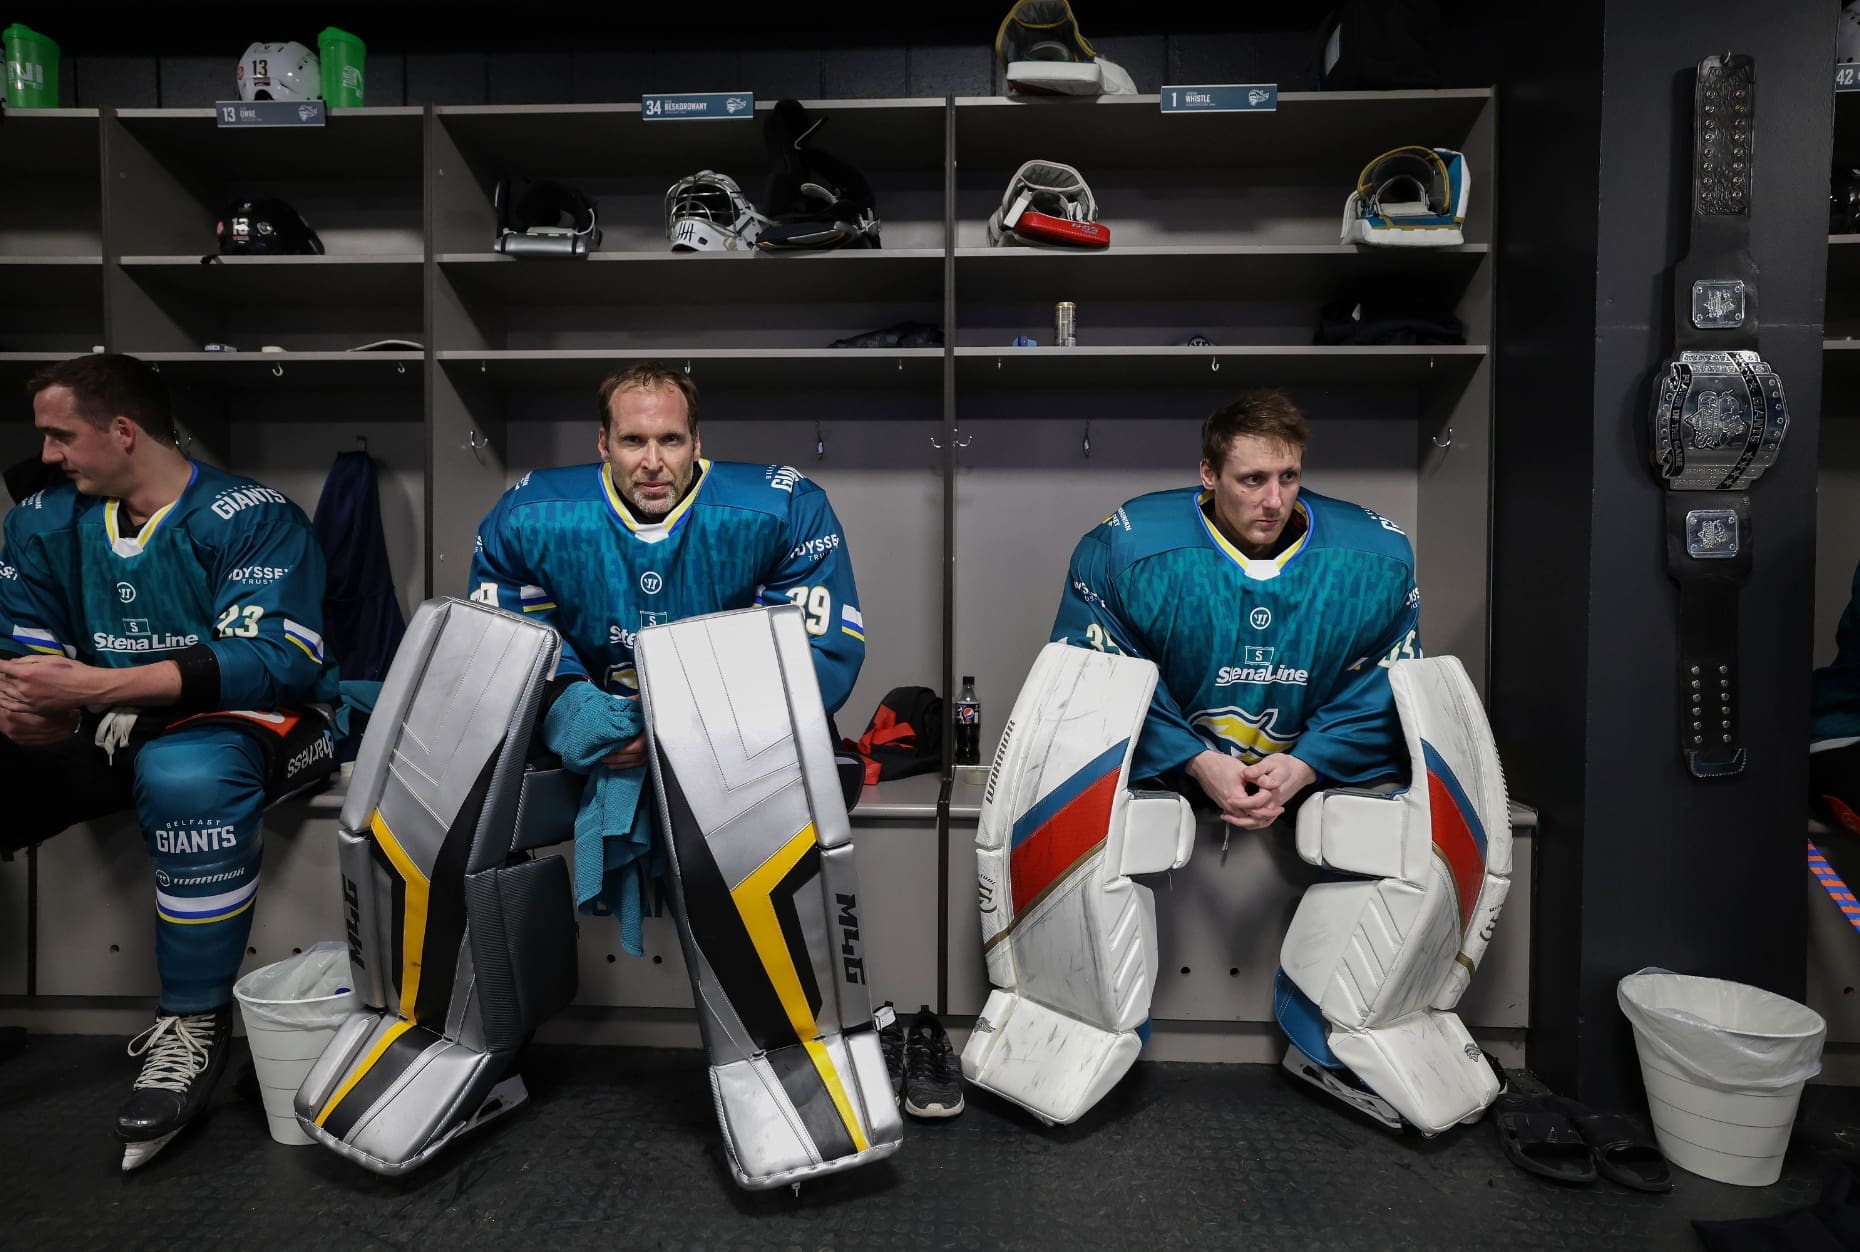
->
{"left": 1277, "top": 655, "right": 1512, "bottom": 1135}
{"left": 637, "top": 605, "right": 902, "bottom": 1190}
{"left": 961, "top": 642, "right": 1193, "bottom": 1125}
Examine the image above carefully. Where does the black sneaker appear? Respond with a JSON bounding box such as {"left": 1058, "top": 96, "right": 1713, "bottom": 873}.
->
{"left": 903, "top": 1004, "right": 963, "bottom": 1119}
{"left": 876, "top": 1002, "right": 904, "bottom": 1106}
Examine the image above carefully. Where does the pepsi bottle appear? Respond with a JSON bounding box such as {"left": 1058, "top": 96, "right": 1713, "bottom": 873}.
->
{"left": 954, "top": 675, "right": 981, "bottom": 766}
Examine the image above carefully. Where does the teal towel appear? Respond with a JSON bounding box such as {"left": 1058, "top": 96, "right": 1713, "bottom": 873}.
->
{"left": 333, "top": 678, "right": 384, "bottom": 742}
{"left": 541, "top": 682, "right": 661, "bottom": 957}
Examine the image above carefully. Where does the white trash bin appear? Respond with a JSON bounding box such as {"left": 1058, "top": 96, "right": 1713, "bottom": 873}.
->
{"left": 1618, "top": 968, "right": 1826, "bottom": 1187}
{"left": 233, "top": 942, "right": 361, "bottom": 1146}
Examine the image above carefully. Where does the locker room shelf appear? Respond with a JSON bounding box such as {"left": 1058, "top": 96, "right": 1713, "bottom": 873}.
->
{"left": 952, "top": 344, "right": 1486, "bottom": 389}
{"left": 133, "top": 350, "right": 425, "bottom": 389}
{"left": 120, "top": 255, "right": 425, "bottom": 308}
{"left": 953, "top": 244, "right": 1489, "bottom": 302}
{"left": 0, "top": 108, "right": 101, "bottom": 177}
{"left": 1829, "top": 235, "right": 1860, "bottom": 294}
{"left": 437, "top": 249, "right": 945, "bottom": 306}
{"left": 434, "top": 99, "right": 948, "bottom": 175}
{"left": 0, "top": 257, "right": 103, "bottom": 306}
{"left": 1823, "top": 339, "right": 1860, "bottom": 375}
{"left": 952, "top": 89, "right": 1493, "bottom": 171}
{"left": 112, "top": 107, "right": 425, "bottom": 180}
{"left": 438, "top": 348, "right": 941, "bottom": 391}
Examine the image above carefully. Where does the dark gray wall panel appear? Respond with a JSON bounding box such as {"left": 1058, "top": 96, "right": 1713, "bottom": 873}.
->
{"left": 406, "top": 53, "right": 486, "bottom": 106}
{"left": 907, "top": 45, "right": 992, "bottom": 98}
{"left": 73, "top": 56, "right": 158, "bottom": 109}
{"left": 488, "top": 52, "right": 572, "bottom": 106}
{"left": 157, "top": 55, "right": 230, "bottom": 108}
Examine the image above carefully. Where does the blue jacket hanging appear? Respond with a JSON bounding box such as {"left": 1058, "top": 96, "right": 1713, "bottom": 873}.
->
{"left": 313, "top": 448, "right": 406, "bottom": 686}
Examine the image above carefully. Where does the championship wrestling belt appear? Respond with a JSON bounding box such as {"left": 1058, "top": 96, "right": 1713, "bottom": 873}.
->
{"left": 1648, "top": 53, "right": 1789, "bottom": 779}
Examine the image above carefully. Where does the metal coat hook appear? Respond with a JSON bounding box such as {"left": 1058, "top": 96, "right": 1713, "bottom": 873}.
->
{"left": 479, "top": 360, "right": 487, "bottom": 374}
{"left": 178, "top": 432, "right": 195, "bottom": 452}
{"left": 1082, "top": 421, "right": 1092, "bottom": 459}
{"left": 1210, "top": 356, "right": 1220, "bottom": 372}
{"left": 466, "top": 430, "right": 488, "bottom": 452}
{"left": 272, "top": 363, "right": 284, "bottom": 378}
{"left": 1431, "top": 425, "right": 1453, "bottom": 449}
{"left": 815, "top": 422, "right": 825, "bottom": 462}
{"left": 396, "top": 361, "right": 406, "bottom": 375}
{"left": 930, "top": 430, "right": 973, "bottom": 450}
{"left": 683, "top": 360, "right": 692, "bottom": 375}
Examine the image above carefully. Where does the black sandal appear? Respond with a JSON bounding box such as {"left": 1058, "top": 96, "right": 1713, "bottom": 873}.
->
{"left": 1491, "top": 1067, "right": 1597, "bottom": 1185}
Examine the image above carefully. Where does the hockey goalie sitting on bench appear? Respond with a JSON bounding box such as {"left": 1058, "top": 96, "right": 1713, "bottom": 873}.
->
{"left": 962, "top": 389, "right": 1512, "bottom": 1134}
{"left": 452, "top": 361, "right": 896, "bottom": 1188}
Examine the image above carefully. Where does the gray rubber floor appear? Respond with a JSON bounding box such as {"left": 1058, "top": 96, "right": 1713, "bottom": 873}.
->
{"left": 1, "top": 1032, "right": 1852, "bottom": 1251}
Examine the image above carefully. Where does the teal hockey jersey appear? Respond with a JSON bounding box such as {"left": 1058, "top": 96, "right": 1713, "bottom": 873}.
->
{"left": 0, "top": 463, "right": 338, "bottom": 710}
{"left": 1813, "top": 557, "right": 1860, "bottom": 742}
{"left": 468, "top": 459, "right": 864, "bottom": 714}
{"left": 1051, "top": 486, "right": 1420, "bottom": 784}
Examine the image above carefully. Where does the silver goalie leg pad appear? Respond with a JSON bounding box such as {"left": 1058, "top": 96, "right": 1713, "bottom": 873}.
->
{"left": 637, "top": 604, "right": 903, "bottom": 1189}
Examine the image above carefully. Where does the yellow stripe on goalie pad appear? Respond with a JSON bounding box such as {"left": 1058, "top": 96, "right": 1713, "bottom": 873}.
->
{"left": 731, "top": 823, "right": 870, "bottom": 1154}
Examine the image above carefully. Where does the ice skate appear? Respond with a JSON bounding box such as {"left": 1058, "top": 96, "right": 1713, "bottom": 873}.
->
{"left": 116, "top": 1004, "right": 233, "bottom": 1171}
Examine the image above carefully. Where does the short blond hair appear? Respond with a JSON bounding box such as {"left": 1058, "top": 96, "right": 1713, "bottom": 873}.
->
{"left": 597, "top": 361, "right": 699, "bottom": 434}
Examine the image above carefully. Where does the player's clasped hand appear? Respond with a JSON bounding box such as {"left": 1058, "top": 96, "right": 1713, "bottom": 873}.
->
{"left": 1187, "top": 748, "right": 1317, "bottom": 831}
{"left": 600, "top": 735, "right": 648, "bottom": 770}
{"left": 0, "top": 703, "right": 81, "bottom": 745}
{"left": 0, "top": 655, "right": 102, "bottom": 715}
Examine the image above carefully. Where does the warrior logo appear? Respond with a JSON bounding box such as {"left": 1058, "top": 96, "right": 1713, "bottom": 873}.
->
{"left": 1685, "top": 390, "right": 1747, "bottom": 449}
{"left": 639, "top": 570, "right": 663, "bottom": 595}
{"left": 117, "top": 582, "right": 136, "bottom": 604}
{"left": 1249, "top": 607, "right": 1272, "bottom": 630}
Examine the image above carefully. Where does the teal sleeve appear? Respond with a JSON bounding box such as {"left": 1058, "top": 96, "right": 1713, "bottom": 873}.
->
{"left": 1293, "top": 578, "right": 1421, "bottom": 784}
{"left": 1049, "top": 527, "right": 1207, "bottom": 780}
{"left": 467, "top": 490, "right": 590, "bottom": 681}
{"left": 757, "top": 484, "right": 863, "bottom": 715}
{"left": 205, "top": 512, "right": 334, "bottom": 709}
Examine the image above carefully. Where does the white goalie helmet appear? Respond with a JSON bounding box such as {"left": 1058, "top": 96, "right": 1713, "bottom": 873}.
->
{"left": 665, "top": 170, "right": 766, "bottom": 253}
{"left": 238, "top": 41, "right": 320, "bottom": 102}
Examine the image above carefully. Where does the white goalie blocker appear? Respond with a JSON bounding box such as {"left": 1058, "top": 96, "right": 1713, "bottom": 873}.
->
{"left": 960, "top": 643, "right": 1193, "bottom": 1125}
{"left": 1275, "top": 655, "right": 1512, "bottom": 1136}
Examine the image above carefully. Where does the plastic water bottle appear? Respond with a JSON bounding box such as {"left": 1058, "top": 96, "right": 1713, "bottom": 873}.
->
{"left": 318, "top": 27, "right": 366, "bottom": 107}
{"left": 954, "top": 676, "right": 981, "bottom": 766}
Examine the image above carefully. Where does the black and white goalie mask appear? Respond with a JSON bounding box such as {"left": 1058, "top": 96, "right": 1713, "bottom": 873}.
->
{"left": 986, "top": 160, "right": 1109, "bottom": 249}
{"left": 665, "top": 171, "right": 766, "bottom": 253}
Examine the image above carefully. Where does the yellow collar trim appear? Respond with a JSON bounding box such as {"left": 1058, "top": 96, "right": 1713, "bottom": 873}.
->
{"left": 105, "top": 462, "right": 198, "bottom": 555}
{"left": 1197, "top": 492, "right": 1311, "bottom": 575}
{"left": 600, "top": 459, "right": 709, "bottom": 534}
